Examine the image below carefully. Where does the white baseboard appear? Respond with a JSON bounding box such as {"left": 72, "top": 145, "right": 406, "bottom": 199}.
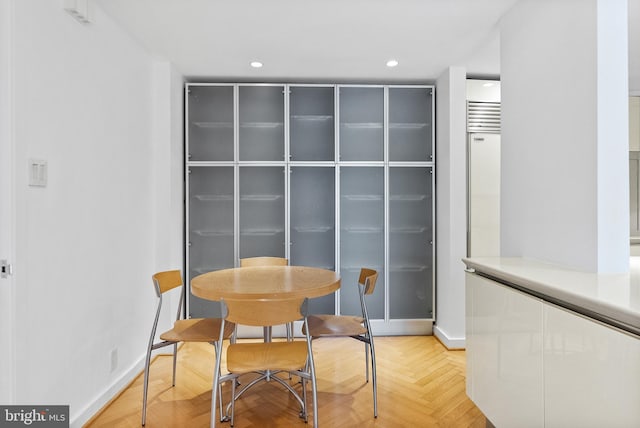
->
{"left": 433, "top": 325, "right": 466, "bottom": 350}
{"left": 70, "top": 355, "right": 146, "bottom": 428}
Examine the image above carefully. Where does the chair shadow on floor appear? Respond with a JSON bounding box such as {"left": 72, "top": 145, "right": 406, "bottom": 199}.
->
{"left": 145, "top": 370, "right": 362, "bottom": 427}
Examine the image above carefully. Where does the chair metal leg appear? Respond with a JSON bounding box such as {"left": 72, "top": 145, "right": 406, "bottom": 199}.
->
{"left": 230, "top": 375, "right": 237, "bottom": 427}
{"left": 300, "top": 361, "right": 309, "bottom": 422}
{"left": 172, "top": 343, "right": 178, "bottom": 386}
{"left": 211, "top": 342, "right": 227, "bottom": 423}
{"left": 211, "top": 341, "right": 223, "bottom": 428}
{"left": 310, "top": 358, "right": 318, "bottom": 427}
{"left": 369, "top": 338, "right": 378, "bottom": 418}
{"left": 217, "top": 379, "right": 224, "bottom": 423}
{"left": 286, "top": 322, "right": 294, "bottom": 379}
{"left": 141, "top": 346, "right": 153, "bottom": 426}
{"left": 365, "top": 341, "right": 370, "bottom": 382}
{"left": 286, "top": 322, "right": 293, "bottom": 341}
{"left": 231, "top": 325, "right": 238, "bottom": 344}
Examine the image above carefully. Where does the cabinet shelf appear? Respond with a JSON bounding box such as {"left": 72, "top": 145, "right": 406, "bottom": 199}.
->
{"left": 193, "top": 229, "right": 233, "bottom": 237}
{"left": 192, "top": 121, "right": 233, "bottom": 129}
{"left": 342, "top": 226, "right": 383, "bottom": 234}
{"left": 240, "top": 228, "right": 285, "bottom": 236}
{"left": 293, "top": 225, "right": 334, "bottom": 233}
{"left": 389, "top": 194, "right": 428, "bottom": 201}
{"left": 240, "top": 122, "right": 283, "bottom": 129}
{"left": 390, "top": 265, "right": 429, "bottom": 272}
{"left": 389, "top": 122, "right": 430, "bottom": 130}
{"left": 291, "top": 115, "right": 333, "bottom": 122}
{"left": 390, "top": 227, "right": 429, "bottom": 234}
{"left": 343, "top": 194, "right": 383, "bottom": 201}
{"left": 193, "top": 194, "right": 233, "bottom": 202}
{"left": 341, "top": 122, "right": 383, "bottom": 129}
{"left": 240, "top": 194, "right": 283, "bottom": 201}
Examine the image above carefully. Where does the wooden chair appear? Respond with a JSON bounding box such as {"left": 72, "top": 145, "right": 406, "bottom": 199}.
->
{"left": 141, "top": 270, "right": 235, "bottom": 426}
{"left": 211, "top": 297, "right": 318, "bottom": 427}
{"left": 303, "top": 267, "right": 379, "bottom": 417}
{"left": 239, "top": 257, "right": 292, "bottom": 340}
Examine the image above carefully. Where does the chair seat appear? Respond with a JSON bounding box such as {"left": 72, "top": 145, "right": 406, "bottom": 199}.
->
{"left": 160, "top": 318, "right": 235, "bottom": 343}
{"left": 227, "top": 341, "right": 308, "bottom": 373}
{"left": 304, "top": 314, "right": 367, "bottom": 337}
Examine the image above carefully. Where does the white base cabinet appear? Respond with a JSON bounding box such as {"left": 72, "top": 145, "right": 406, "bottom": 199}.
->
{"left": 544, "top": 304, "right": 640, "bottom": 428}
{"left": 465, "top": 273, "right": 544, "bottom": 428}
{"left": 466, "top": 272, "right": 640, "bottom": 427}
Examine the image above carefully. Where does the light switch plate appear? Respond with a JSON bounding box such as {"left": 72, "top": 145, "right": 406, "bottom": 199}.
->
{"left": 28, "top": 159, "right": 47, "bottom": 187}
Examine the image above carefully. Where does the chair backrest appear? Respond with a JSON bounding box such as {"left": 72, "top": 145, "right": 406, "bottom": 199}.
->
{"left": 152, "top": 270, "right": 183, "bottom": 294}
{"left": 221, "top": 297, "right": 307, "bottom": 327}
{"left": 358, "top": 268, "right": 378, "bottom": 295}
{"left": 240, "top": 257, "right": 288, "bottom": 267}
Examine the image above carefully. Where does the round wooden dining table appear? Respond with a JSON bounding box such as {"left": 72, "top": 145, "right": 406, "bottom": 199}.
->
{"left": 191, "top": 265, "right": 341, "bottom": 301}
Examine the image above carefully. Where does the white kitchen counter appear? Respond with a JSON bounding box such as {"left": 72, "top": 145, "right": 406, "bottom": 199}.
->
{"left": 462, "top": 257, "right": 640, "bottom": 336}
{"left": 463, "top": 257, "right": 640, "bottom": 427}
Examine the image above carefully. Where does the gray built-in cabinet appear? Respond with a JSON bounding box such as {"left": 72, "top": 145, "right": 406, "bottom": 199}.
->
{"left": 186, "top": 83, "right": 435, "bottom": 335}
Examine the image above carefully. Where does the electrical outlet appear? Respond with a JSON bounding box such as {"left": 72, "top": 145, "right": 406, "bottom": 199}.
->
{"left": 110, "top": 348, "right": 118, "bottom": 373}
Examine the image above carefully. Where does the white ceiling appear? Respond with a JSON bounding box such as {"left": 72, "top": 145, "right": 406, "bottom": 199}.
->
{"left": 96, "top": 0, "right": 639, "bottom": 90}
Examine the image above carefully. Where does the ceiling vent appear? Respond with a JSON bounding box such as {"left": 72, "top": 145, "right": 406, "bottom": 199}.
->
{"left": 467, "top": 101, "right": 501, "bottom": 133}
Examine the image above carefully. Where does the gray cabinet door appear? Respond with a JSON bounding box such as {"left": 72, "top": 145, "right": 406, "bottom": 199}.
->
{"left": 290, "top": 86, "right": 335, "bottom": 161}
{"left": 389, "top": 87, "right": 433, "bottom": 162}
{"left": 389, "top": 167, "right": 433, "bottom": 319}
{"left": 187, "top": 166, "right": 234, "bottom": 317}
{"left": 290, "top": 166, "right": 335, "bottom": 314}
{"left": 340, "top": 166, "right": 385, "bottom": 319}
{"left": 187, "top": 85, "right": 234, "bottom": 161}
{"left": 239, "top": 85, "right": 285, "bottom": 161}
{"left": 339, "top": 86, "right": 384, "bottom": 161}
{"left": 239, "top": 166, "right": 285, "bottom": 259}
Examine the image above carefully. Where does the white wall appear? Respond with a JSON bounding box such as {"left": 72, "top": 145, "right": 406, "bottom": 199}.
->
{"left": 500, "top": 0, "right": 629, "bottom": 273}
{"left": 597, "top": 0, "right": 630, "bottom": 271}
{"left": 152, "top": 61, "right": 185, "bottom": 270}
{"left": 8, "top": 1, "right": 183, "bottom": 426}
{"left": 0, "top": 0, "right": 17, "bottom": 404}
{"left": 435, "top": 67, "right": 467, "bottom": 349}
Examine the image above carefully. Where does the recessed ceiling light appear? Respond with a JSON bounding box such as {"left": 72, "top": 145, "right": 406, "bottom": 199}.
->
{"left": 386, "top": 59, "right": 399, "bottom": 68}
{"left": 250, "top": 61, "right": 263, "bottom": 68}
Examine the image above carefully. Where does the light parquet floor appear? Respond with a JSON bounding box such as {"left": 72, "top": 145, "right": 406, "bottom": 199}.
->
{"left": 85, "top": 336, "right": 486, "bottom": 428}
